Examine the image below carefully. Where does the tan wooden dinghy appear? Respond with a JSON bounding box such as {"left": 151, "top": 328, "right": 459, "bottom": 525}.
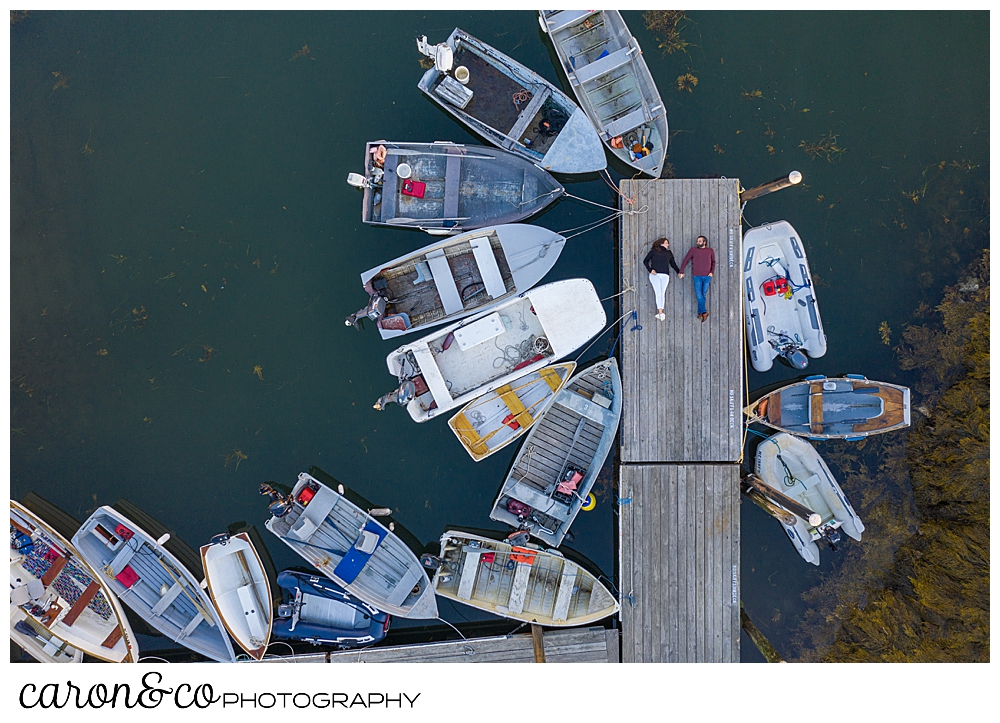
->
{"left": 200, "top": 532, "right": 273, "bottom": 661}
{"left": 428, "top": 530, "right": 619, "bottom": 627}
{"left": 448, "top": 361, "right": 575, "bottom": 461}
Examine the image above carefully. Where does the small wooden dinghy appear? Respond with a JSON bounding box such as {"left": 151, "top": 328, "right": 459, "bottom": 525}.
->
{"left": 349, "top": 141, "right": 564, "bottom": 234}
{"left": 10, "top": 501, "right": 137, "bottom": 663}
{"left": 376, "top": 278, "right": 606, "bottom": 423}
{"left": 73, "top": 506, "right": 236, "bottom": 662}
{"left": 743, "top": 220, "right": 827, "bottom": 372}
{"left": 448, "top": 361, "right": 575, "bottom": 461}
{"left": 539, "top": 10, "right": 667, "bottom": 177}
{"left": 262, "top": 473, "right": 438, "bottom": 619}
{"left": 755, "top": 433, "right": 864, "bottom": 565}
{"left": 417, "top": 28, "right": 607, "bottom": 175}
{"left": 200, "top": 532, "right": 273, "bottom": 661}
{"left": 347, "top": 224, "right": 566, "bottom": 340}
{"left": 428, "top": 531, "right": 619, "bottom": 626}
{"left": 490, "top": 358, "right": 622, "bottom": 547}
{"left": 272, "top": 570, "right": 390, "bottom": 649}
{"left": 746, "top": 375, "right": 911, "bottom": 440}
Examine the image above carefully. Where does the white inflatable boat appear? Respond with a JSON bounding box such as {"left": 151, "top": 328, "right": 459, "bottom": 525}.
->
{"left": 754, "top": 433, "right": 864, "bottom": 565}
{"left": 743, "top": 220, "right": 827, "bottom": 372}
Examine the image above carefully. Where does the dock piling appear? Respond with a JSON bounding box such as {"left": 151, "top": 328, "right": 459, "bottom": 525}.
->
{"left": 739, "top": 171, "right": 802, "bottom": 202}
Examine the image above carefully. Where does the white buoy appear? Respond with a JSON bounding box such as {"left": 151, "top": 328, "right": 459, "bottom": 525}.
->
{"left": 808, "top": 513, "right": 823, "bottom": 527}
{"left": 156, "top": 533, "right": 171, "bottom": 546}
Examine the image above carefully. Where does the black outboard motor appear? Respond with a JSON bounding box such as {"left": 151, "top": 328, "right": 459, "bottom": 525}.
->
{"left": 208, "top": 532, "right": 231, "bottom": 546}
{"left": 820, "top": 525, "right": 841, "bottom": 551}
{"left": 345, "top": 292, "right": 387, "bottom": 329}
{"left": 420, "top": 553, "right": 444, "bottom": 570}
{"left": 781, "top": 345, "right": 809, "bottom": 370}
{"left": 259, "top": 483, "right": 292, "bottom": 518}
{"left": 373, "top": 380, "right": 416, "bottom": 411}
{"left": 506, "top": 530, "right": 531, "bottom": 547}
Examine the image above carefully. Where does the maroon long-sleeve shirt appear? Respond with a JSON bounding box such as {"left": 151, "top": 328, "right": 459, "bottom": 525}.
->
{"left": 679, "top": 246, "right": 716, "bottom": 276}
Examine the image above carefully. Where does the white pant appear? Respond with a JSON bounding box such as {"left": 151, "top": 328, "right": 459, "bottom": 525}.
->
{"left": 648, "top": 271, "right": 670, "bottom": 309}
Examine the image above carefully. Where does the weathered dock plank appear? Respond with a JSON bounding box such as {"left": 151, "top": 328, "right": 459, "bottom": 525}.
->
{"left": 617, "top": 464, "right": 739, "bottom": 663}
{"left": 258, "top": 627, "right": 617, "bottom": 664}
{"left": 617, "top": 179, "right": 742, "bottom": 663}
{"left": 618, "top": 179, "right": 743, "bottom": 463}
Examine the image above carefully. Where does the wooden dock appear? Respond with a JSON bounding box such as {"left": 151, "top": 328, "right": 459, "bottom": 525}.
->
{"left": 259, "top": 627, "right": 618, "bottom": 664}
{"left": 617, "top": 179, "right": 743, "bottom": 662}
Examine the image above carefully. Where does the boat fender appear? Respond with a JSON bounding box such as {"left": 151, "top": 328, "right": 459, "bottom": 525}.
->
{"left": 502, "top": 413, "right": 521, "bottom": 431}
{"left": 581, "top": 493, "right": 597, "bottom": 512}
{"left": 442, "top": 332, "right": 456, "bottom": 351}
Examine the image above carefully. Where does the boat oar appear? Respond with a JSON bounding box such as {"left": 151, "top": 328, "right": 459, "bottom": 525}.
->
{"left": 743, "top": 474, "right": 822, "bottom": 527}
{"left": 384, "top": 149, "right": 495, "bottom": 160}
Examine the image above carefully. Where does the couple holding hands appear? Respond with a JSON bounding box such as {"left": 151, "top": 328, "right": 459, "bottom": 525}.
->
{"left": 642, "top": 235, "right": 716, "bottom": 322}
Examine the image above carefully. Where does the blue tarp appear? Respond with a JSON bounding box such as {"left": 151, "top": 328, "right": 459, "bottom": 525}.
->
{"left": 333, "top": 520, "right": 388, "bottom": 584}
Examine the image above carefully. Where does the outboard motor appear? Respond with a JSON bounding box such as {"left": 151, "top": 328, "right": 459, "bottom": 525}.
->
{"left": 506, "top": 530, "right": 531, "bottom": 547}
{"left": 259, "top": 483, "right": 292, "bottom": 518}
{"left": 373, "top": 380, "right": 416, "bottom": 411}
{"left": 820, "top": 525, "right": 841, "bottom": 551}
{"left": 781, "top": 345, "right": 809, "bottom": 370}
{"left": 420, "top": 553, "right": 444, "bottom": 570}
{"left": 346, "top": 292, "right": 387, "bottom": 330}
{"left": 208, "top": 532, "right": 231, "bottom": 546}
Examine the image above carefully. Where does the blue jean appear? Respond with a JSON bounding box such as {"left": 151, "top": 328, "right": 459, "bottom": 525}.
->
{"left": 693, "top": 275, "right": 711, "bottom": 315}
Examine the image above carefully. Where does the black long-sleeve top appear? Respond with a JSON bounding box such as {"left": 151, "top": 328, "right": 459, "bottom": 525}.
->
{"left": 643, "top": 246, "right": 681, "bottom": 275}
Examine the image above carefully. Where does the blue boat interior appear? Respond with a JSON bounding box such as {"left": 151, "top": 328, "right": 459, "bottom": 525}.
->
{"left": 779, "top": 381, "right": 883, "bottom": 435}
{"left": 333, "top": 520, "right": 388, "bottom": 584}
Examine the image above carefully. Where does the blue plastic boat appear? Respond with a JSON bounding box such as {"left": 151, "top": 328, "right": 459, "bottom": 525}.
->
{"left": 272, "top": 570, "right": 389, "bottom": 648}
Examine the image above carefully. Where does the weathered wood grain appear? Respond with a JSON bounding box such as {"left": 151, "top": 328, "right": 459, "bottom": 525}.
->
{"left": 258, "top": 627, "right": 617, "bottom": 664}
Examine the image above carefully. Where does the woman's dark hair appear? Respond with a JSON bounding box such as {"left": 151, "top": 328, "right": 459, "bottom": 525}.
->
{"left": 649, "top": 237, "right": 670, "bottom": 252}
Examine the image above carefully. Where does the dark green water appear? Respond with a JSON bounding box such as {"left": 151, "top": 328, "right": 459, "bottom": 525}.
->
{"left": 9, "top": 11, "right": 988, "bottom": 661}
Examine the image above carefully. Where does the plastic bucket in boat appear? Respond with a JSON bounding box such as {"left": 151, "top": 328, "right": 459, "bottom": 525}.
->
{"left": 454, "top": 65, "right": 470, "bottom": 84}
{"left": 396, "top": 163, "right": 412, "bottom": 179}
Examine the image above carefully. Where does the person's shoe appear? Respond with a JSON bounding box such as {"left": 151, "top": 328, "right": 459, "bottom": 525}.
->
{"left": 656, "top": 312, "right": 665, "bottom": 321}
{"left": 701, "top": 311, "right": 709, "bottom": 322}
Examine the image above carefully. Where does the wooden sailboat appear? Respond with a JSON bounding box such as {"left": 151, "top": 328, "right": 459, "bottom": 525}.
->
{"left": 377, "top": 278, "right": 606, "bottom": 423}
{"left": 429, "top": 531, "right": 619, "bottom": 626}
{"left": 73, "top": 506, "right": 236, "bottom": 663}
{"left": 448, "top": 361, "right": 575, "bottom": 461}
{"left": 417, "top": 28, "right": 607, "bottom": 174}
{"left": 347, "top": 224, "right": 566, "bottom": 340}
{"left": 262, "top": 473, "right": 438, "bottom": 619}
{"left": 490, "top": 358, "right": 622, "bottom": 547}
{"left": 539, "top": 10, "right": 668, "bottom": 177}
{"left": 10, "top": 500, "right": 138, "bottom": 663}
{"left": 745, "top": 375, "right": 911, "bottom": 440}
{"left": 200, "top": 532, "right": 273, "bottom": 661}
{"left": 349, "top": 141, "right": 564, "bottom": 234}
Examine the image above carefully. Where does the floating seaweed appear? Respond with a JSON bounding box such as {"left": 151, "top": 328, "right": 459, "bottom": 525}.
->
{"left": 643, "top": 10, "right": 690, "bottom": 54}
{"left": 676, "top": 72, "right": 698, "bottom": 93}
{"left": 798, "top": 132, "right": 846, "bottom": 162}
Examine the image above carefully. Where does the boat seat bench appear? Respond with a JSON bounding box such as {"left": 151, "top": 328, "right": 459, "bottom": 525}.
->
{"left": 150, "top": 580, "right": 184, "bottom": 616}
{"left": 442, "top": 151, "right": 462, "bottom": 220}
{"left": 456, "top": 548, "right": 482, "bottom": 600}
{"left": 546, "top": 9, "right": 598, "bottom": 35}
{"left": 470, "top": 236, "right": 506, "bottom": 299}
{"left": 426, "top": 249, "right": 464, "bottom": 315}
{"left": 574, "top": 45, "right": 635, "bottom": 86}
{"left": 550, "top": 561, "right": 578, "bottom": 622}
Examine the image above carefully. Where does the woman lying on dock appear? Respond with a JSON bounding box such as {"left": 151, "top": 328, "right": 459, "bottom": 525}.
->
{"left": 643, "top": 237, "right": 682, "bottom": 321}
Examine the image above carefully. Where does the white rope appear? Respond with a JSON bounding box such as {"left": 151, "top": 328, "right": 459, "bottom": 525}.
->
{"left": 573, "top": 306, "right": 638, "bottom": 362}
